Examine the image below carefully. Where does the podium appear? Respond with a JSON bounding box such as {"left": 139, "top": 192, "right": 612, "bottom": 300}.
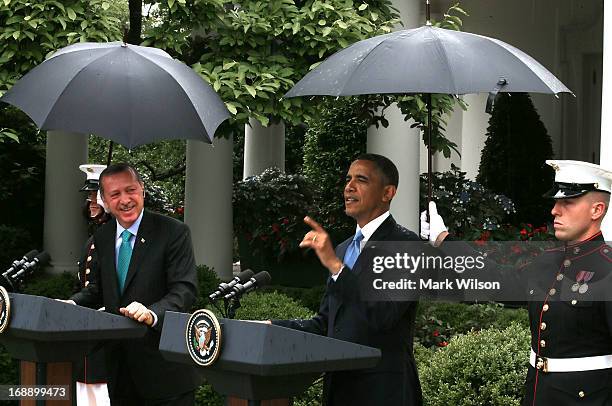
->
{"left": 0, "top": 293, "right": 147, "bottom": 405}
{"left": 159, "top": 311, "right": 382, "bottom": 405}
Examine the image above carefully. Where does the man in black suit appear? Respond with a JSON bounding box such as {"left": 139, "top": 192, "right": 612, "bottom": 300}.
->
{"left": 273, "top": 154, "right": 423, "bottom": 406}
{"left": 69, "top": 163, "right": 199, "bottom": 405}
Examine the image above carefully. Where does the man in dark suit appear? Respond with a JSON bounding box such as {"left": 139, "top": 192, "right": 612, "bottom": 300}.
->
{"left": 273, "top": 154, "right": 423, "bottom": 406}
{"left": 69, "top": 163, "right": 200, "bottom": 406}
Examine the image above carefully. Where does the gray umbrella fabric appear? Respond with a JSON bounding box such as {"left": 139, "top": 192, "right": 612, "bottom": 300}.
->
{"left": 285, "top": 25, "right": 572, "bottom": 97}
{"left": 1, "top": 41, "right": 229, "bottom": 149}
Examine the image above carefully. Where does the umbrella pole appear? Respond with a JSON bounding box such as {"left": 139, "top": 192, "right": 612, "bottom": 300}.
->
{"left": 426, "top": 93, "right": 433, "bottom": 203}
{"left": 106, "top": 141, "right": 114, "bottom": 166}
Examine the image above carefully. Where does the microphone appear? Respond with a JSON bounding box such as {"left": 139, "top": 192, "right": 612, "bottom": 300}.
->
{"left": 224, "top": 271, "right": 271, "bottom": 300}
{"left": 9, "top": 251, "right": 51, "bottom": 288}
{"left": 209, "top": 269, "right": 255, "bottom": 302}
{"left": 2, "top": 250, "right": 38, "bottom": 290}
{"left": 3, "top": 250, "right": 38, "bottom": 278}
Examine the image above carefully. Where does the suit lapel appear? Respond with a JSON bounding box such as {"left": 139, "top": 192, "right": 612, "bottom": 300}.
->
{"left": 122, "top": 211, "right": 153, "bottom": 295}
{"left": 330, "top": 216, "right": 397, "bottom": 328}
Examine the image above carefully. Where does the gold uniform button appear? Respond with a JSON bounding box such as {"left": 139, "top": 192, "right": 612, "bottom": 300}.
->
{"left": 540, "top": 340, "right": 546, "bottom": 348}
{"left": 556, "top": 274, "right": 564, "bottom": 281}
{"left": 549, "top": 288, "right": 556, "bottom": 296}
{"left": 571, "top": 300, "right": 578, "bottom": 305}
{"left": 85, "top": 281, "right": 90, "bottom": 287}
{"left": 91, "top": 244, "right": 95, "bottom": 249}
{"left": 87, "top": 256, "right": 92, "bottom": 262}
{"left": 578, "top": 391, "right": 585, "bottom": 398}
{"left": 563, "top": 259, "right": 571, "bottom": 267}
{"left": 540, "top": 322, "right": 547, "bottom": 330}
{"left": 542, "top": 304, "right": 549, "bottom": 312}
{"left": 86, "top": 268, "right": 91, "bottom": 275}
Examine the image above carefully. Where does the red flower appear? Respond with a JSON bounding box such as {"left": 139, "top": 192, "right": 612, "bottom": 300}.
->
{"left": 520, "top": 229, "right": 527, "bottom": 236}
{"left": 176, "top": 206, "right": 184, "bottom": 215}
{"left": 432, "top": 330, "right": 440, "bottom": 337}
{"left": 271, "top": 223, "right": 280, "bottom": 233}
{"left": 438, "top": 341, "right": 448, "bottom": 347}
{"left": 282, "top": 218, "right": 289, "bottom": 225}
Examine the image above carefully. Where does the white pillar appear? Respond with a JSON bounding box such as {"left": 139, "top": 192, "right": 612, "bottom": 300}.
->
{"left": 367, "top": 0, "right": 421, "bottom": 231}
{"left": 601, "top": 0, "right": 612, "bottom": 240}
{"left": 243, "top": 119, "right": 285, "bottom": 178}
{"left": 460, "top": 93, "right": 490, "bottom": 180}
{"left": 43, "top": 131, "right": 88, "bottom": 274}
{"left": 184, "top": 137, "right": 233, "bottom": 280}
{"left": 367, "top": 107, "right": 421, "bottom": 231}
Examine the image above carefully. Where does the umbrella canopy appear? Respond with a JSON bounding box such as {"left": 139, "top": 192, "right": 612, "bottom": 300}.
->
{"left": 285, "top": 23, "right": 573, "bottom": 201}
{"left": 285, "top": 25, "right": 572, "bottom": 97}
{"left": 1, "top": 42, "right": 229, "bottom": 149}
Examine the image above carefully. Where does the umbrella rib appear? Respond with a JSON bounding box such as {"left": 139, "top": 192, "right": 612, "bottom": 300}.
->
{"left": 430, "top": 29, "right": 457, "bottom": 94}
{"left": 131, "top": 51, "right": 208, "bottom": 134}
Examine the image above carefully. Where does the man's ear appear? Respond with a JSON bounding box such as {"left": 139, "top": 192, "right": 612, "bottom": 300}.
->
{"left": 592, "top": 201, "right": 606, "bottom": 221}
{"left": 382, "top": 185, "right": 397, "bottom": 203}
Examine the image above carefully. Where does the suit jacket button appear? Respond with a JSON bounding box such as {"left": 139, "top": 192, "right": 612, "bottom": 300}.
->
{"left": 578, "top": 391, "right": 585, "bottom": 398}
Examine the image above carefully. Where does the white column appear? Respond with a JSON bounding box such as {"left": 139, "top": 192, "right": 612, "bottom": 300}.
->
{"left": 601, "top": 0, "right": 612, "bottom": 240}
{"left": 460, "top": 93, "right": 490, "bottom": 180}
{"left": 367, "top": 0, "right": 421, "bottom": 231}
{"left": 184, "top": 137, "right": 233, "bottom": 280}
{"left": 367, "top": 107, "right": 421, "bottom": 231}
{"left": 243, "top": 119, "right": 285, "bottom": 178}
{"left": 43, "top": 131, "right": 88, "bottom": 274}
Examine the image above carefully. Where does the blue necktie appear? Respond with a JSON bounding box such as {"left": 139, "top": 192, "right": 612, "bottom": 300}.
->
{"left": 117, "top": 230, "right": 132, "bottom": 293}
{"left": 343, "top": 230, "right": 364, "bottom": 269}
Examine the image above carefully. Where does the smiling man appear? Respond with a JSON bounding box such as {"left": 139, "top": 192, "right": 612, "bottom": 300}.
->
{"left": 272, "top": 154, "right": 423, "bottom": 406}
{"left": 70, "top": 163, "right": 200, "bottom": 406}
{"left": 423, "top": 159, "right": 612, "bottom": 406}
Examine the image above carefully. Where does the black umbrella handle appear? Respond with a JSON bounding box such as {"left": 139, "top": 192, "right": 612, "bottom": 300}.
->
{"left": 426, "top": 93, "right": 433, "bottom": 205}
{"left": 106, "top": 141, "right": 114, "bottom": 166}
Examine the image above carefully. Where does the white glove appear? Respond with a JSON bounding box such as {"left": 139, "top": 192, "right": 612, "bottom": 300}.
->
{"left": 420, "top": 201, "right": 448, "bottom": 245}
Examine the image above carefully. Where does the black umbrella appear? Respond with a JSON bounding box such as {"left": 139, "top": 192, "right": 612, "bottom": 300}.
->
{"left": 1, "top": 42, "right": 229, "bottom": 158}
{"left": 285, "top": 3, "right": 573, "bottom": 200}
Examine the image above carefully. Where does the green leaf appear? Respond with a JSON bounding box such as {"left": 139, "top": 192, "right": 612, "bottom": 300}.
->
{"left": 292, "top": 21, "right": 300, "bottom": 35}
{"left": 66, "top": 7, "right": 77, "bottom": 21}
{"left": 28, "top": 20, "right": 38, "bottom": 29}
{"left": 101, "top": 2, "right": 110, "bottom": 10}
{"left": 23, "top": 31, "right": 35, "bottom": 41}
{"left": 222, "top": 61, "right": 237, "bottom": 70}
{"left": 358, "top": 3, "right": 368, "bottom": 11}
{"left": 225, "top": 102, "right": 238, "bottom": 115}
{"left": 81, "top": 20, "right": 88, "bottom": 30}
{"left": 321, "top": 27, "right": 332, "bottom": 37}
{"left": 336, "top": 20, "right": 348, "bottom": 29}
{"left": 168, "top": 0, "right": 176, "bottom": 9}
{"left": 244, "top": 85, "right": 257, "bottom": 97}
{"left": 337, "top": 38, "right": 348, "bottom": 48}
{"left": 318, "top": 19, "right": 326, "bottom": 26}
{"left": 5, "top": 16, "right": 21, "bottom": 25}
{"left": 3, "top": 0, "right": 11, "bottom": 6}
{"left": 57, "top": 17, "right": 67, "bottom": 30}
{"left": 24, "top": 15, "right": 32, "bottom": 21}
{"left": 12, "top": 31, "right": 20, "bottom": 40}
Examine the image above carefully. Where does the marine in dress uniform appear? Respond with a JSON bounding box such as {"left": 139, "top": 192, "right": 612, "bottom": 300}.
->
{"left": 422, "top": 160, "right": 612, "bottom": 406}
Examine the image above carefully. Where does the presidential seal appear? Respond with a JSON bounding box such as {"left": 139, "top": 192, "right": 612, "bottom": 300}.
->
{"left": 185, "top": 309, "right": 222, "bottom": 366}
{"left": 0, "top": 286, "right": 11, "bottom": 334}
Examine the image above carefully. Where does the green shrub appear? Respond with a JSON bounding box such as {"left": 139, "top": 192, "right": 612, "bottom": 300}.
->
{"left": 23, "top": 272, "right": 77, "bottom": 299}
{"left": 263, "top": 285, "right": 326, "bottom": 313}
{"left": 193, "top": 265, "right": 222, "bottom": 311}
{"left": 302, "top": 97, "right": 368, "bottom": 242}
{"left": 233, "top": 291, "right": 314, "bottom": 321}
{"left": 415, "top": 302, "right": 528, "bottom": 348}
{"left": 477, "top": 93, "right": 554, "bottom": 226}
{"left": 419, "top": 167, "right": 516, "bottom": 240}
{"left": 0, "top": 225, "right": 34, "bottom": 271}
{"left": 419, "top": 323, "right": 529, "bottom": 406}
{"left": 234, "top": 167, "right": 316, "bottom": 261}
{"left": 195, "top": 383, "right": 224, "bottom": 406}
